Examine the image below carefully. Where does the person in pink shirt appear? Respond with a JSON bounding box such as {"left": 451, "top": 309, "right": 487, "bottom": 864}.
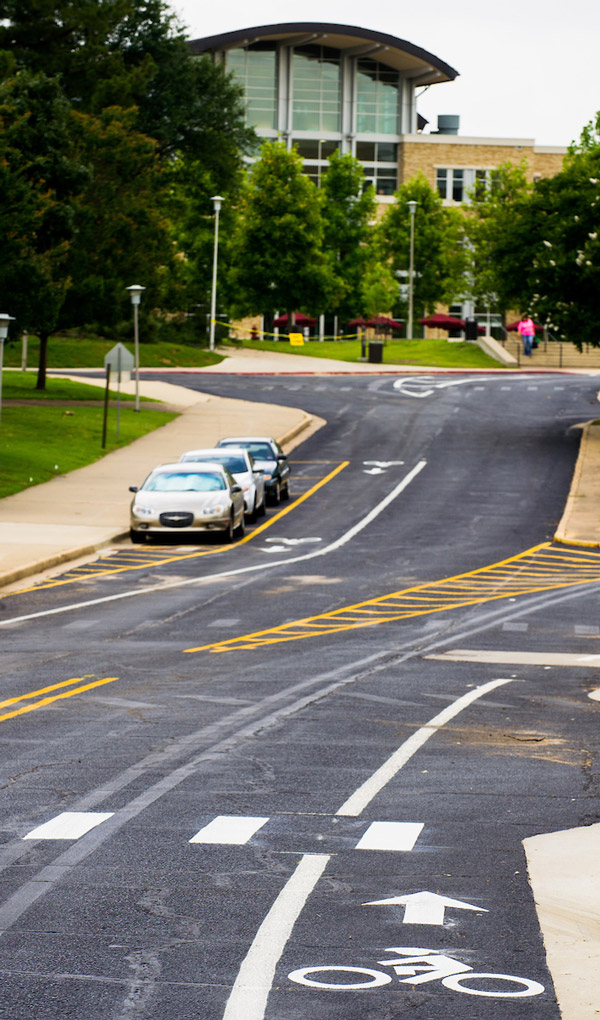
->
{"left": 517, "top": 316, "right": 536, "bottom": 356}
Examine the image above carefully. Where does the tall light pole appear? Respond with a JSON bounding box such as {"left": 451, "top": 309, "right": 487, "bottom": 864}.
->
{"left": 0, "top": 313, "right": 14, "bottom": 422}
{"left": 126, "top": 285, "right": 145, "bottom": 412}
{"left": 209, "top": 195, "right": 224, "bottom": 353}
{"left": 407, "top": 199, "right": 418, "bottom": 339}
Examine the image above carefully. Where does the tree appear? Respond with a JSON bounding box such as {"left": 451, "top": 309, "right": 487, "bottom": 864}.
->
{"left": 320, "top": 152, "right": 376, "bottom": 321}
{"left": 526, "top": 115, "right": 600, "bottom": 346}
{"left": 360, "top": 262, "right": 399, "bottom": 319}
{"left": 378, "top": 174, "right": 469, "bottom": 324}
{"left": 227, "top": 141, "right": 337, "bottom": 320}
{"left": 0, "top": 0, "right": 253, "bottom": 170}
{"left": 466, "top": 161, "right": 533, "bottom": 319}
{"left": 59, "top": 105, "right": 175, "bottom": 337}
{"left": 0, "top": 68, "right": 86, "bottom": 385}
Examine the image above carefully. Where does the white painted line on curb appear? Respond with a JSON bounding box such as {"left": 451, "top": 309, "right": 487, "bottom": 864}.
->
{"left": 223, "top": 853, "right": 330, "bottom": 1020}
{"left": 23, "top": 811, "right": 114, "bottom": 841}
{"left": 355, "top": 821, "right": 424, "bottom": 852}
{"left": 189, "top": 815, "right": 269, "bottom": 845}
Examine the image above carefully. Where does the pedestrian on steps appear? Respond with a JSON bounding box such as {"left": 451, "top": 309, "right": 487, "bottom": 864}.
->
{"left": 517, "top": 315, "right": 536, "bottom": 356}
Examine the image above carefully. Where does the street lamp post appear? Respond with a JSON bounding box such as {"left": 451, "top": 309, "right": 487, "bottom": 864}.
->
{"left": 0, "top": 313, "right": 14, "bottom": 422}
{"left": 126, "top": 285, "right": 145, "bottom": 412}
{"left": 407, "top": 200, "right": 418, "bottom": 339}
{"left": 209, "top": 195, "right": 224, "bottom": 353}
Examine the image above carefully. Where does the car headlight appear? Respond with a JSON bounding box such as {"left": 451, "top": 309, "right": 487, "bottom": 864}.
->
{"left": 133, "top": 505, "right": 154, "bottom": 517}
{"left": 262, "top": 472, "right": 272, "bottom": 480}
{"left": 201, "top": 505, "right": 226, "bottom": 516}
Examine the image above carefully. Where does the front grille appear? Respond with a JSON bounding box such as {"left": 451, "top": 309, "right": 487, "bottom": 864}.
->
{"left": 159, "top": 511, "right": 194, "bottom": 528}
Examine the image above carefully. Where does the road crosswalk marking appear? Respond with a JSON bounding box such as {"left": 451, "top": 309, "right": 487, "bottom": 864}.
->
{"left": 23, "top": 811, "right": 114, "bottom": 841}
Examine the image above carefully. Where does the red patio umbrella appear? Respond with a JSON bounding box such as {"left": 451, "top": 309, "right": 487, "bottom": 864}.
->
{"left": 272, "top": 313, "right": 317, "bottom": 327}
{"left": 365, "top": 316, "right": 404, "bottom": 329}
{"left": 420, "top": 313, "right": 465, "bottom": 330}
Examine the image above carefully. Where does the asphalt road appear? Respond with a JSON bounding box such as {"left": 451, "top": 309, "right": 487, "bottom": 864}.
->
{"left": 1, "top": 371, "right": 599, "bottom": 1020}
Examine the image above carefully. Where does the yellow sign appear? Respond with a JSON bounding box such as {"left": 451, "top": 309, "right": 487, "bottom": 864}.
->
{"left": 289, "top": 332, "right": 304, "bottom": 346}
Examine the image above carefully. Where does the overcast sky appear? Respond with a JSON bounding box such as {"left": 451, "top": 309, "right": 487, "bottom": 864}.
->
{"left": 173, "top": 0, "right": 599, "bottom": 147}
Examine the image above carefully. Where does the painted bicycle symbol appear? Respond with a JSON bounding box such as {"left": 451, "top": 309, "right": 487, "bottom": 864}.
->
{"left": 289, "top": 946, "right": 545, "bottom": 999}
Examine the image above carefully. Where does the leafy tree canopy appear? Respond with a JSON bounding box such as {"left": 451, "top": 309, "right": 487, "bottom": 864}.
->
{"left": 227, "top": 141, "right": 339, "bottom": 320}
{"left": 320, "top": 152, "right": 376, "bottom": 320}
{"left": 378, "top": 174, "right": 469, "bottom": 325}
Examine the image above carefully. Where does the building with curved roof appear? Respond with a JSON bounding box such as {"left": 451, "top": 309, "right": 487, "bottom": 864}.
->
{"left": 190, "top": 23, "right": 459, "bottom": 193}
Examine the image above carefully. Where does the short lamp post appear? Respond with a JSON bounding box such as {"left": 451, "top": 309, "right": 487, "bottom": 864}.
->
{"left": 407, "top": 200, "right": 418, "bottom": 339}
{"left": 0, "top": 313, "right": 14, "bottom": 422}
{"left": 209, "top": 195, "right": 224, "bottom": 353}
{"left": 126, "top": 285, "right": 145, "bottom": 411}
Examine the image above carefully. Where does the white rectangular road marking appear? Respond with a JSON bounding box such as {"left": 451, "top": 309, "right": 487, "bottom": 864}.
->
{"left": 23, "top": 811, "right": 114, "bottom": 841}
{"left": 426, "top": 650, "right": 600, "bottom": 668}
{"left": 189, "top": 815, "right": 269, "bottom": 845}
{"left": 355, "top": 821, "right": 424, "bottom": 852}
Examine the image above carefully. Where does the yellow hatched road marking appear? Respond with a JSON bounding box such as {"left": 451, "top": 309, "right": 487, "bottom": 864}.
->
{"left": 183, "top": 543, "right": 600, "bottom": 655}
{"left": 0, "top": 675, "right": 119, "bottom": 723}
{"left": 3, "top": 462, "right": 348, "bottom": 599}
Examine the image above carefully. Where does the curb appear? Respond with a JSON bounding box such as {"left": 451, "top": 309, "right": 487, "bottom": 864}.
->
{"left": 0, "top": 412, "right": 320, "bottom": 592}
{"left": 554, "top": 420, "right": 600, "bottom": 548}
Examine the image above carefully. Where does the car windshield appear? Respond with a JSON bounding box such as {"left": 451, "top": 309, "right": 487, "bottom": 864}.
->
{"left": 224, "top": 442, "right": 273, "bottom": 460}
{"left": 144, "top": 472, "right": 225, "bottom": 492}
{"left": 182, "top": 453, "right": 247, "bottom": 473}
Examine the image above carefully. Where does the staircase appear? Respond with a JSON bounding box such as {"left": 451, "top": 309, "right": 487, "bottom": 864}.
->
{"left": 502, "top": 336, "right": 600, "bottom": 369}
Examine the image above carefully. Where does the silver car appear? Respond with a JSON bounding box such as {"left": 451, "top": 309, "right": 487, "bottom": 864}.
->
{"left": 129, "top": 462, "right": 245, "bottom": 543}
{"left": 178, "top": 447, "right": 266, "bottom": 521}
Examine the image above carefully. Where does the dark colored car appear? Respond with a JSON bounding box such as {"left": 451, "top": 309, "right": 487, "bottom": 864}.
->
{"left": 217, "top": 436, "right": 290, "bottom": 504}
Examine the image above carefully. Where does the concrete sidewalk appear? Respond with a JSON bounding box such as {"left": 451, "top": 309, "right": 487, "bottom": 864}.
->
{"left": 0, "top": 377, "right": 323, "bottom": 588}
{"left": 0, "top": 353, "right": 598, "bottom": 589}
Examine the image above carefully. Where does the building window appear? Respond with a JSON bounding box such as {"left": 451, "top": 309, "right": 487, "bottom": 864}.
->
{"left": 292, "top": 46, "right": 341, "bottom": 132}
{"left": 436, "top": 168, "right": 491, "bottom": 204}
{"left": 356, "top": 58, "right": 399, "bottom": 134}
{"left": 452, "top": 169, "right": 464, "bottom": 202}
{"left": 293, "top": 139, "right": 340, "bottom": 186}
{"left": 227, "top": 46, "right": 277, "bottom": 130}
{"left": 356, "top": 142, "right": 398, "bottom": 194}
{"left": 436, "top": 168, "right": 448, "bottom": 198}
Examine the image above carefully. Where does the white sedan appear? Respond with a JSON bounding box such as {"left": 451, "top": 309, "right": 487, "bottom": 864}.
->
{"left": 178, "top": 447, "right": 266, "bottom": 521}
{"left": 129, "top": 463, "right": 245, "bottom": 543}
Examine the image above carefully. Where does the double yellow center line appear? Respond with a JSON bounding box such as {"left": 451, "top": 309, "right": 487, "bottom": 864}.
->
{"left": 0, "top": 675, "right": 119, "bottom": 724}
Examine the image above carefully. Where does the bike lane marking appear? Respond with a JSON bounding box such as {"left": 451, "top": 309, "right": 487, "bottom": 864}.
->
{"left": 221, "top": 678, "right": 514, "bottom": 1020}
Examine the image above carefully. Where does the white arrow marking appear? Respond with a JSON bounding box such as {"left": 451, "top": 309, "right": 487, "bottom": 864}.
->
{"left": 263, "top": 537, "right": 322, "bottom": 545}
{"left": 364, "top": 891, "right": 488, "bottom": 925}
{"left": 363, "top": 461, "right": 405, "bottom": 468}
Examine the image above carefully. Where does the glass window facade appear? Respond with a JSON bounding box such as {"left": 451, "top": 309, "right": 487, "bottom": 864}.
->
{"left": 356, "top": 58, "right": 399, "bottom": 134}
{"left": 292, "top": 46, "right": 341, "bottom": 132}
{"left": 227, "top": 45, "right": 277, "bottom": 130}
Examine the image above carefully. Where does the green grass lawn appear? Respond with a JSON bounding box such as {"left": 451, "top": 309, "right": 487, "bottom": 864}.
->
{"left": 2, "top": 371, "right": 151, "bottom": 402}
{"left": 3, "top": 334, "right": 224, "bottom": 370}
{"left": 0, "top": 399, "right": 176, "bottom": 499}
{"left": 225, "top": 337, "right": 505, "bottom": 369}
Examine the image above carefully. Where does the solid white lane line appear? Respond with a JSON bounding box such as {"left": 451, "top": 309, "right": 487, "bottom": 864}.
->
{"left": 189, "top": 815, "right": 269, "bottom": 845}
{"left": 222, "top": 853, "right": 330, "bottom": 1020}
{"left": 354, "top": 821, "right": 424, "bottom": 852}
{"left": 0, "top": 461, "right": 427, "bottom": 626}
{"left": 23, "top": 811, "right": 114, "bottom": 841}
{"left": 336, "top": 678, "right": 514, "bottom": 817}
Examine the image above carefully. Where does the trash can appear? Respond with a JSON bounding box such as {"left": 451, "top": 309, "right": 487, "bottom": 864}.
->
{"left": 368, "top": 341, "right": 383, "bottom": 364}
{"left": 464, "top": 318, "right": 478, "bottom": 341}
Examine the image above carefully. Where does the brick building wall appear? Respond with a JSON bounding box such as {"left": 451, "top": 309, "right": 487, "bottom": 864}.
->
{"left": 398, "top": 135, "right": 566, "bottom": 191}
